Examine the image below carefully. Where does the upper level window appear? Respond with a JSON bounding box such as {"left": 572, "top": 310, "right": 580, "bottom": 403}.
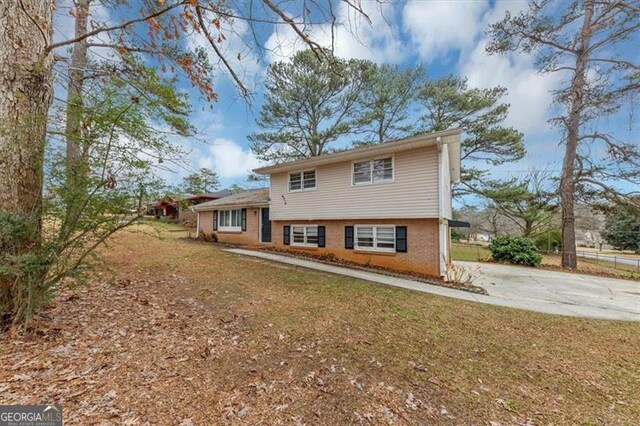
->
{"left": 353, "top": 157, "right": 393, "bottom": 185}
{"left": 289, "top": 170, "right": 316, "bottom": 192}
{"left": 218, "top": 209, "right": 242, "bottom": 231}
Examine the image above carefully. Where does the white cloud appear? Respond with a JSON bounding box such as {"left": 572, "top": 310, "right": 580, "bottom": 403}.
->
{"left": 402, "top": 0, "right": 488, "bottom": 61}
{"left": 461, "top": 40, "right": 564, "bottom": 134}
{"left": 403, "top": 0, "right": 563, "bottom": 135}
{"left": 198, "top": 138, "right": 264, "bottom": 178}
{"left": 265, "top": 2, "right": 406, "bottom": 63}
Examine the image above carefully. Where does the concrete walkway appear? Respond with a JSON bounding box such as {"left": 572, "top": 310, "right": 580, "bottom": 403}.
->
{"left": 224, "top": 249, "right": 640, "bottom": 321}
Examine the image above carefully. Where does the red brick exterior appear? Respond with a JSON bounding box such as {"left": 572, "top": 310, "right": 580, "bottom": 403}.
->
{"left": 198, "top": 208, "right": 264, "bottom": 245}
{"left": 272, "top": 219, "right": 441, "bottom": 277}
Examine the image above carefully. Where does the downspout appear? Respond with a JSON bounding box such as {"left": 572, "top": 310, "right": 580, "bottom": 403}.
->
{"left": 196, "top": 210, "right": 200, "bottom": 239}
{"left": 437, "top": 137, "right": 447, "bottom": 277}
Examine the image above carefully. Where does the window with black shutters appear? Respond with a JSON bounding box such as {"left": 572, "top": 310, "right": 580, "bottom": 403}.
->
{"left": 354, "top": 225, "right": 396, "bottom": 252}
{"left": 291, "top": 225, "right": 318, "bottom": 247}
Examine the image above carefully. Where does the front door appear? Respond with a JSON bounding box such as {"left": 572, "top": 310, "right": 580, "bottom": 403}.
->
{"left": 261, "top": 208, "right": 272, "bottom": 243}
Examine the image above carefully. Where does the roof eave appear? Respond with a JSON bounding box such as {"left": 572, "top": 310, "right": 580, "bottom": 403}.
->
{"left": 252, "top": 128, "right": 462, "bottom": 175}
{"left": 194, "top": 201, "right": 269, "bottom": 212}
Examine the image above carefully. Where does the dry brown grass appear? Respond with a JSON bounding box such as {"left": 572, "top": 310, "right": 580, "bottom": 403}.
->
{"left": 1, "top": 224, "right": 639, "bottom": 425}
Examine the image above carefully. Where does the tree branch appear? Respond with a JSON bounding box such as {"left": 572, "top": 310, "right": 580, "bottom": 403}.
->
{"left": 44, "top": 1, "right": 186, "bottom": 54}
{"left": 194, "top": 5, "right": 250, "bottom": 99}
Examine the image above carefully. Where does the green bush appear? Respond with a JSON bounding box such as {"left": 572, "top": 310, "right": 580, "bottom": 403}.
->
{"left": 532, "top": 230, "right": 562, "bottom": 251}
{"left": 0, "top": 212, "right": 52, "bottom": 328}
{"left": 489, "top": 235, "right": 543, "bottom": 266}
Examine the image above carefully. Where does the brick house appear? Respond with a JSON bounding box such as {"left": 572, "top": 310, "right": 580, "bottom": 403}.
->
{"left": 195, "top": 129, "right": 461, "bottom": 277}
{"left": 194, "top": 188, "right": 270, "bottom": 245}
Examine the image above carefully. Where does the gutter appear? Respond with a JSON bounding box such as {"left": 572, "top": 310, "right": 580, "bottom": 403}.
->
{"left": 253, "top": 128, "right": 462, "bottom": 175}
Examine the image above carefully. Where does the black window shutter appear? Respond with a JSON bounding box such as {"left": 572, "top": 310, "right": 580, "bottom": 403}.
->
{"left": 345, "top": 226, "right": 354, "bottom": 249}
{"left": 283, "top": 225, "right": 290, "bottom": 245}
{"left": 213, "top": 210, "right": 218, "bottom": 230}
{"left": 396, "top": 226, "right": 407, "bottom": 253}
{"left": 241, "top": 208, "right": 247, "bottom": 231}
{"left": 318, "top": 226, "right": 326, "bottom": 247}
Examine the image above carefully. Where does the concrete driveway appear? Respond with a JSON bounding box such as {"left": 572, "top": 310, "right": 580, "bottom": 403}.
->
{"left": 224, "top": 249, "right": 640, "bottom": 321}
{"left": 459, "top": 261, "right": 640, "bottom": 321}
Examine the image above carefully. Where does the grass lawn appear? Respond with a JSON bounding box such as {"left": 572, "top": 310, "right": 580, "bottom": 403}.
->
{"left": 452, "top": 242, "right": 491, "bottom": 261}
{"left": 2, "top": 224, "right": 639, "bottom": 424}
{"left": 453, "top": 242, "right": 640, "bottom": 280}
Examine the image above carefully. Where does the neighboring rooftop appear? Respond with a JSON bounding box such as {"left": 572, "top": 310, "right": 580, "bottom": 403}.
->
{"left": 193, "top": 188, "right": 269, "bottom": 211}
{"left": 252, "top": 128, "right": 462, "bottom": 182}
{"left": 185, "top": 189, "right": 233, "bottom": 200}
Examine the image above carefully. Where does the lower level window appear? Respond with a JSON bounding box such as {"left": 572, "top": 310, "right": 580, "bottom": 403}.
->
{"left": 355, "top": 225, "right": 395, "bottom": 252}
{"left": 292, "top": 225, "right": 318, "bottom": 247}
{"left": 219, "top": 209, "right": 242, "bottom": 231}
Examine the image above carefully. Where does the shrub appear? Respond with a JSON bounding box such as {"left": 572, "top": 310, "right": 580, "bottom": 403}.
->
{"left": 489, "top": 235, "right": 542, "bottom": 266}
{"left": 200, "top": 232, "right": 218, "bottom": 243}
{"left": 532, "top": 230, "right": 561, "bottom": 251}
{"left": 0, "top": 212, "right": 52, "bottom": 328}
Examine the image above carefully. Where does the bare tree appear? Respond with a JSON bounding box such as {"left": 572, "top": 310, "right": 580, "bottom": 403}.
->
{"left": 488, "top": 0, "right": 640, "bottom": 268}
{"left": 0, "top": 0, "right": 379, "bottom": 325}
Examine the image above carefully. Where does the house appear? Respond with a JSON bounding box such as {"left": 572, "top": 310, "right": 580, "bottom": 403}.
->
{"left": 195, "top": 129, "right": 461, "bottom": 277}
{"left": 194, "top": 188, "right": 270, "bottom": 245}
{"left": 150, "top": 190, "right": 234, "bottom": 221}
{"left": 151, "top": 196, "right": 179, "bottom": 219}
{"left": 178, "top": 190, "right": 234, "bottom": 222}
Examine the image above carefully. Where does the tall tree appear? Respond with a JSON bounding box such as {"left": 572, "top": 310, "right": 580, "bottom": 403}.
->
{"left": 480, "top": 169, "right": 559, "bottom": 237}
{"left": 1, "top": 1, "right": 377, "bottom": 326}
{"left": 0, "top": 0, "right": 55, "bottom": 237}
{"left": 250, "top": 49, "right": 372, "bottom": 163}
{"left": 602, "top": 199, "right": 640, "bottom": 253}
{"left": 182, "top": 168, "right": 220, "bottom": 194}
{"left": 356, "top": 64, "right": 424, "bottom": 145}
{"left": 487, "top": 0, "right": 640, "bottom": 268}
{"left": 415, "top": 75, "right": 525, "bottom": 190}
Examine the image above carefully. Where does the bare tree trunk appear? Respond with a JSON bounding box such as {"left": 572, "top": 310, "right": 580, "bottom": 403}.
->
{"left": 62, "top": 0, "right": 89, "bottom": 236}
{"left": 0, "top": 0, "right": 54, "bottom": 223}
{"left": 559, "top": 0, "right": 593, "bottom": 269}
{"left": 66, "top": 0, "right": 88, "bottom": 169}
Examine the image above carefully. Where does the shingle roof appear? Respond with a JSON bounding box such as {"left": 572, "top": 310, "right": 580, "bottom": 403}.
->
{"left": 185, "top": 189, "right": 234, "bottom": 200}
{"left": 193, "top": 188, "right": 269, "bottom": 211}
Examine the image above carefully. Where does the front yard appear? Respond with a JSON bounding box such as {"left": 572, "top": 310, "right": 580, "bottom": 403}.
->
{"left": 1, "top": 224, "right": 639, "bottom": 424}
{"left": 452, "top": 242, "right": 640, "bottom": 280}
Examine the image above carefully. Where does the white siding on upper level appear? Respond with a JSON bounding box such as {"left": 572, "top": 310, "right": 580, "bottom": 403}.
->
{"left": 270, "top": 146, "right": 440, "bottom": 221}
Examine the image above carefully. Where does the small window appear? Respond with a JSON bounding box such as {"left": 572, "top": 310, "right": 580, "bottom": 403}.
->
{"left": 355, "top": 225, "right": 396, "bottom": 252}
{"left": 352, "top": 157, "right": 393, "bottom": 185}
{"left": 218, "top": 209, "right": 242, "bottom": 231}
{"left": 291, "top": 225, "right": 319, "bottom": 247}
{"left": 289, "top": 170, "right": 316, "bottom": 191}
{"left": 353, "top": 161, "right": 371, "bottom": 184}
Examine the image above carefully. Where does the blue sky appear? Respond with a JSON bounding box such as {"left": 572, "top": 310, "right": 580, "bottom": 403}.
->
{"left": 53, "top": 0, "right": 639, "bottom": 200}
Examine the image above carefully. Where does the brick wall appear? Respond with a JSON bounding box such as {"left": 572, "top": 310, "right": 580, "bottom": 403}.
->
{"left": 272, "top": 219, "right": 441, "bottom": 277}
{"left": 198, "top": 208, "right": 263, "bottom": 245}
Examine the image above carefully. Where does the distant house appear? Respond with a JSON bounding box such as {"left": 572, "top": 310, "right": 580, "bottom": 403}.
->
{"left": 151, "top": 196, "right": 179, "bottom": 219}
{"left": 151, "top": 189, "right": 234, "bottom": 221}
{"left": 195, "top": 129, "right": 462, "bottom": 277}
{"left": 178, "top": 190, "right": 233, "bottom": 222}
